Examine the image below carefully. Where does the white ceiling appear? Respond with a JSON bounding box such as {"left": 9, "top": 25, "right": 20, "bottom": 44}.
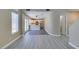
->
{"left": 26, "top": 11, "right": 51, "bottom": 19}
{"left": 26, "top": 9, "right": 79, "bottom": 19}
{"left": 26, "top": 9, "right": 55, "bottom": 11}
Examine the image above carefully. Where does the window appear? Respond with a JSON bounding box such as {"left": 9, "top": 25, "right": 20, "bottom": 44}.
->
{"left": 25, "top": 19, "right": 27, "bottom": 31}
{"left": 11, "top": 12, "right": 19, "bottom": 34}
{"left": 24, "top": 18, "right": 29, "bottom": 32}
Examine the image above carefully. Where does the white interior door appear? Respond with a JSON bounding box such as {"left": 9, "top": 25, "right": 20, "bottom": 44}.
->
{"left": 60, "top": 15, "right": 68, "bottom": 35}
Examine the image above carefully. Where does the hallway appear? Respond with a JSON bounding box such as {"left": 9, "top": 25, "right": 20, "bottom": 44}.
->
{"left": 1, "top": 9, "right": 79, "bottom": 49}
{"left": 28, "top": 30, "right": 48, "bottom": 35}
{"left": 1, "top": 1, "right": 79, "bottom": 59}
{"left": 6, "top": 30, "right": 69, "bottom": 49}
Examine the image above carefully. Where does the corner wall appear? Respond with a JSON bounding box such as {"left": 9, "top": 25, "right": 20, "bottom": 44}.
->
{"left": 67, "top": 12, "right": 79, "bottom": 48}
{"left": 0, "top": 9, "right": 22, "bottom": 48}
{"left": 45, "top": 11, "right": 60, "bottom": 35}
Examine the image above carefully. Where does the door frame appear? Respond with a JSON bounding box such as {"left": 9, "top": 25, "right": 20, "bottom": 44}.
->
{"left": 60, "top": 15, "right": 69, "bottom": 36}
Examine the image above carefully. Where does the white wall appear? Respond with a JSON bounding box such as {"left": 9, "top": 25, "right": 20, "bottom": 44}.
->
{"left": 66, "top": 12, "right": 79, "bottom": 48}
{"left": 69, "top": 17, "right": 79, "bottom": 48}
{"left": 45, "top": 11, "right": 60, "bottom": 35}
{"left": 0, "top": 9, "right": 22, "bottom": 48}
{"left": 45, "top": 12, "right": 54, "bottom": 34}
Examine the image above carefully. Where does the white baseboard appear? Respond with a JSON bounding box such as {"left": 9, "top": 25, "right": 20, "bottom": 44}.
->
{"left": 48, "top": 33, "right": 61, "bottom": 36}
{"left": 69, "top": 42, "right": 79, "bottom": 49}
{"left": 46, "top": 30, "right": 61, "bottom": 36}
{"left": 1, "top": 35, "right": 22, "bottom": 49}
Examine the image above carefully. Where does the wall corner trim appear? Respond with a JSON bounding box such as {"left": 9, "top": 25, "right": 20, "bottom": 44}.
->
{"left": 69, "top": 42, "right": 79, "bottom": 49}
{"left": 46, "top": 30, "right": 61, "bottom": 36}
{"left": 1, "top": 35, "right": 22, "bottom": 49}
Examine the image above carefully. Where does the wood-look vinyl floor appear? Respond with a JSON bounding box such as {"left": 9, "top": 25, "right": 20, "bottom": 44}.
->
{"left": 6, "top": 30, "right": 69, "bottom": 49}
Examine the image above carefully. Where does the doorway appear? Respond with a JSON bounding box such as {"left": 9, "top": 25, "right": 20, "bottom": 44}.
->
{"left": 24, "top": 18, "right": 29, "bottom": 32}
{"left": 29, "top": 20, "right": 40, "bottom": 30}
{"left": 60, "top": 15, "right": 68, "bottom": 36}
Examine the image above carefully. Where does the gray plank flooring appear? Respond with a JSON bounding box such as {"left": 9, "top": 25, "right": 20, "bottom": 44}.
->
{"left": 28, "top": 30, "right": 48, "bottom": 35}
{"left": 6, "top": 30, "right": 69, "bottom": 49}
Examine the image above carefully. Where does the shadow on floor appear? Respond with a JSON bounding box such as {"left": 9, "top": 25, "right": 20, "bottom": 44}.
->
{"left": 27, "top": 30, "right": 49, "bottom": 35}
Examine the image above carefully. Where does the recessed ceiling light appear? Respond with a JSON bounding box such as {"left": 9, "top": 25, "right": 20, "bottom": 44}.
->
{"left": 46, "top": 9, "right": 50, "bottom": 11}
{"left": 26, "top": 9, "right": 30, "bottom": 11}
